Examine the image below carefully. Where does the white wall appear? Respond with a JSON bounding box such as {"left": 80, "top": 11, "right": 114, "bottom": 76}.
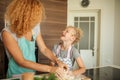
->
{"left": 67, "top": 0, "right": 115, "bottom": 66}
{"left": 114, "top": 0, "right": 120, "bottom": 66}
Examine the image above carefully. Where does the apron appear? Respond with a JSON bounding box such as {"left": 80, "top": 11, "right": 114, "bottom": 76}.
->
{"left": 7, "top": 33, "right": 36, "bottom": 78}
{"left": 56, "top": 45, "right": 73, "bottom": 70}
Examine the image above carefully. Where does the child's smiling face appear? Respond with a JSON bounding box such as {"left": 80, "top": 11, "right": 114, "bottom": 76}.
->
{"left": 60, "top": 27, "right": 76, "bottom": 43}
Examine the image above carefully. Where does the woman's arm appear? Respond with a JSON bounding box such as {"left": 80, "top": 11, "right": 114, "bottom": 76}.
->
{"left": 2, "top": 31, "right": 54, "bottom": 72}
{"left": 72, "top": 57, "right": 86, "bottom": 76}
{"left": 36, "top": 33, "right": 58, "bottom": 62}
{"left": 36, "top": 33, "right": 68, "bottom": 70}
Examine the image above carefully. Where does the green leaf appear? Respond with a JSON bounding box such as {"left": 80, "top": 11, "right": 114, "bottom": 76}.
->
{"left": 47, "top": 73, "right": 56, "bottom": 80}
{"left": 34, "top": 77, "right": 42, "bottom": 80}
{"left": 41, "top": 75, "right": 47, "bottom": 80}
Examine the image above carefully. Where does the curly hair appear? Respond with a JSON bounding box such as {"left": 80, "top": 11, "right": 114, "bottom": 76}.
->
{"left": 5, "top": 0, "right": 45, "bottom": 37}
{"left": 67, "top": 26, "right": 83, "bottom": 44}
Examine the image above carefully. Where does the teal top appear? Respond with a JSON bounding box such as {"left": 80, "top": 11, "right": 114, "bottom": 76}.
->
{"left": 1, "top": 23, "right": 40, "bottom": 78}
{"left": 7, "top": 35, "right": 36, "bottom": 78}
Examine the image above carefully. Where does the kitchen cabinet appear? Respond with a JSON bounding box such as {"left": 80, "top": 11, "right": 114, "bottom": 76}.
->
{"left": 0, "top": 43, "right": 5, "bottom": 79}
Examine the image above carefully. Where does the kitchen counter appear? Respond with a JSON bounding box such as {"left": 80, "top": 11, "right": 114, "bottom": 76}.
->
{"left": 1, "top": 73, "right": 90, "bottom": 80}
{"left": 2, "top": 66, "right": 120, "bottom": 80}
{"left": 34, "top": 66, "right": 120, "bottom": 80}
{"left": 84, "top": 66, "right": 120, "bottom": 80}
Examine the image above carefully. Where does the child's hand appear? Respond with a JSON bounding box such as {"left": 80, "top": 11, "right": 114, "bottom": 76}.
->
{"left": 62, "top": 70, "right": 74, "bottom": 80}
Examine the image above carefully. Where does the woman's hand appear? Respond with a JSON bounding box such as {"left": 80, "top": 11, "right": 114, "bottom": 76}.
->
{"left": 56, "top": 59, "right": 68, "bottom": 70}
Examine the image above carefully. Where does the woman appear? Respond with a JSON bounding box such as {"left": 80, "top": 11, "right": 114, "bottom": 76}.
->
{"left": 1, "top": 0, "right": 67, "bottom": 78}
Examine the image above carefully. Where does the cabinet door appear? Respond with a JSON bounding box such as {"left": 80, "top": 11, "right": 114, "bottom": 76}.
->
{"left": 0, "top": 44, "right": 5, "bottom": 79}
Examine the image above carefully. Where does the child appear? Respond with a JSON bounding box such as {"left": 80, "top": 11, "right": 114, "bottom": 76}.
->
{"left": 52, "top": 26, "right": 86, "bottom": 76}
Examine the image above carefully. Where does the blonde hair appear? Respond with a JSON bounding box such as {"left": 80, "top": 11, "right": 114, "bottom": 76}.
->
{"left": 67, "top": 26, "right": 83, "bottom": 44}
{"left": 5, "top": 0, "right": 45, "bottom": 37}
